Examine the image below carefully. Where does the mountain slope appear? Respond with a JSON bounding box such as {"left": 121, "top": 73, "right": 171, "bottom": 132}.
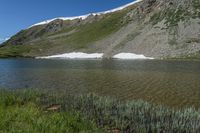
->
{"left": 0, "top": 0, "right": 200, "bottom": 59}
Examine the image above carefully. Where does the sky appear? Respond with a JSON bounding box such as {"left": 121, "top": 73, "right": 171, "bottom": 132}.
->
{"left": 0, "top": 0, "right": 134, "bottom": 41}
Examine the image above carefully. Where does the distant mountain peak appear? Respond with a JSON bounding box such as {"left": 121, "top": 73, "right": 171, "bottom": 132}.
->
{"left": 30, "top": 0, "right": 143, "bottom": 28}
{"left": 1, "top": 0, "right": 200, "bottom": 59}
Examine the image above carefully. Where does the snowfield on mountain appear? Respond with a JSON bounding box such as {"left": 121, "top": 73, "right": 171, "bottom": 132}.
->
{"left": 0, "top": 0, "right": 200, "bottom": 59}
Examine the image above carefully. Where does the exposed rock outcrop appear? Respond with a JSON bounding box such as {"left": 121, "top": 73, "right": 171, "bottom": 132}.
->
{"left": 1, "top": 0, "right": 200, "bottom": 59}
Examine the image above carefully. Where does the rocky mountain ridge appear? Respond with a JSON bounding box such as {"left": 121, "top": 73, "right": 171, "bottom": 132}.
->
{"left": 0, "top": 0, "right": 200, "bottom": 59}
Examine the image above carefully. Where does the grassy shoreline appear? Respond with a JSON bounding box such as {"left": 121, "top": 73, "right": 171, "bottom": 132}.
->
{"left": 0, "top": 89, "right": 200, "bottom": 132}
{"left": 0, "top": 90, "right": 103, "bottom": 133}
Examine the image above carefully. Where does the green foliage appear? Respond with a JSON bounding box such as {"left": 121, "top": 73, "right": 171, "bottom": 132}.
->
{"left": 0, "top": 10, "right": 129, "bottom": 57}
{"left": 55, "top": 11, "right": 128, "bottom": 49}
{"left": 0, "top": 45, "right": 31, "bottom": 58}
{"left": 0, "top": 90, "right": 41, "bottom": 107}
{"left": 192, "top": 0, "right": 200, "bottom": 18}
{"left": 57, "top": 94, "right": 200, "bottom": 133}
{"left": 150, "top": 0, "right": 200, "bottom": 28}
{"left": 2, "top": 90, "right": 199, "bottom": 132}
{"left": 0, "top": 106, "right": 100, "bottom": 133}
{"left": 0, "top": 90, "right": 102, "bottom": 133}
{"left": 150, "top": 5, "right": 196, "bottom": 46}
{"left": 150, "top": 11, "right": 164, "bottom": 25}
{"left": 192, "top": 0, "right": 200, "bottom": 10}
{"left": 150, "top": 7, "right": 187, "bottom": 28}
{"left": 164, "top": 7, "right": 186, "bottom": 27}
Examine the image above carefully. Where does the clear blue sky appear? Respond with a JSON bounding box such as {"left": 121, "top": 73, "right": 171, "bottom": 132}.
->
{"left": 0, "top": 0, "right": 134, "bottom": 40}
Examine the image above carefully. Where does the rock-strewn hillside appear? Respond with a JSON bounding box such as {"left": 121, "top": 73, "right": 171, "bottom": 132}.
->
{"left": 0, "top": 0, "right": 200, "bottom": 59}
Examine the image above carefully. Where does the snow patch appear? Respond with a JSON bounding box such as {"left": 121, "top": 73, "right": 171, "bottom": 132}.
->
{"left": 102, "top": 0, "right": 142, "bottom": 14}
{"left": 0, "top": 37, "right": 10, "bottom": 41}
{"left": 30, "top": 0, "right": 142, "bottom": 28}
{"left": 113, "top": 53, "right": 154, "bottom": 60}
{"left": 36, "top": 52, "right": 104, "bottom": 59}
{"left": 0, "top": 37, "right": 10, "bottom": 44}
{"left": 36, "top": 52, "right": 154, "bottom": 60}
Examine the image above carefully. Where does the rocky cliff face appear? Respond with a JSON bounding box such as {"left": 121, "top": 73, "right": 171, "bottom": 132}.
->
{"left": 1, "top": 0, "right": 200, "bottom": 59}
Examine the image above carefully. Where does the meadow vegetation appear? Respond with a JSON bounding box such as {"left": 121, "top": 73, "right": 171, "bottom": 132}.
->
{"left": 0, "top": 90, "right": 102, "bottom": 133}
{"left": 0, "top": 45, "right": 30, "bottom": 58}
{"left": 0, "top": 89, "right": 199, "bottom": 133}
{"left": 0, "top": 9, "right": 130, "bottom": 58}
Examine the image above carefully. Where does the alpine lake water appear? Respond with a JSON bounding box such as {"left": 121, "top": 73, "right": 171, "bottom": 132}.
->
{"left": 0, "top": 58, "right": 199, "bottom": 108}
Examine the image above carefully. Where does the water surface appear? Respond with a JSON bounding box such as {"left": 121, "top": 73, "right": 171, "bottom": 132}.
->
{"left": 0, "top": 58, "right": 199, "bottom": 108}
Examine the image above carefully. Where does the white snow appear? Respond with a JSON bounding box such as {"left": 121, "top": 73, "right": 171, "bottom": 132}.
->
{"left": 30, "top": 0, "right": 143, "bottom": 28}
{"left": 113, "top": 53, "right": 154, "bottom": 60}
{"left": 36, "top": 52, "right": 154, "bottom": 60}
{"left": 36, "top": 52, "right": 104, "bottom": 59}
{"left": 0, "top": 37, "right": 10, "bottom": 41}
{"left": 102, "top": 0, "right": 142, "bottom": 14}
{"left": 0, "top": 37, "right": 10, "bottom": 44}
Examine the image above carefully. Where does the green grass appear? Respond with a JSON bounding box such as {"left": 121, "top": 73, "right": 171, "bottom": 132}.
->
{"left": 0, "top": 45, "right": 31, "bottom": 58}
{"left": 0, "top": 9, "right": 130, "bottom": 57}
{"left": 0, "top": 104, "right": 101, "bottom": 133}
{"left": 0, "top": 89, "right": 199, "bottom": 133}
{"left": 50, "top": 10, "right": 129, "bottom": 49}
{"left": 0, "top": 90, "right": 102, "bottom": 133}
{"left": 0, "top": 40, "right": 61, "bottom": 57}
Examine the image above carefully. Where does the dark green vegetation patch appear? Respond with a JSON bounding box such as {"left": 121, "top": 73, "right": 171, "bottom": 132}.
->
{"left": 0, "top": 90, "right": 102, "bottom": 133}
{"left": 0, "top": 90, "right": 199, "bottom": 133}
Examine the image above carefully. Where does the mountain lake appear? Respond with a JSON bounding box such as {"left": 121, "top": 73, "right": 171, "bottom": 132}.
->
{"left": 0, "top": 58, "right": 199, "bottom": 108}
